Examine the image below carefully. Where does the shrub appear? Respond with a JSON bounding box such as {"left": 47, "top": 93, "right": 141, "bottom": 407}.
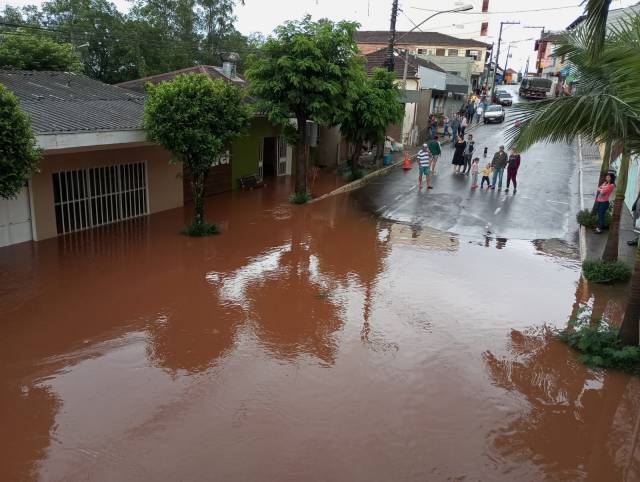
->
{"left": 182, "top": 221, "right": 219, "bottom": 237}
{"left": 576, "top": 207, "right": 612, "bottom": 228}
{"left": 558, "top": 312, "right": 640, "bottom": 374}
{"left": 289, "top": 191, "right": 312, "bottom": 204}
{"left": 344, "top": 170, "right": 364, "bottom": 182}
{"left": 582, "top": 259, "right": 632, "bottom": 283}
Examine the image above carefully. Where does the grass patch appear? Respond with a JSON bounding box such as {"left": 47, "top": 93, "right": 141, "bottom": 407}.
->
{"left": 576, "top": 207, "right": 612, "bottom": 228}
{"left": 557, "top": 311, "right": 640, "bottom": 374}
{"left": 582, "top": 259, "right": 632, "bottom": 283}
{"left": 289, "top": 191, "right": 312, "bottom": 204}
{"left": 182, "top": 221, "right": 220, "bottom": 237}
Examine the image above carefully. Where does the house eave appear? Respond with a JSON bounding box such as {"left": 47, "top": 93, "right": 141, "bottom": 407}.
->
{"left": 37, "top": 129, "right": 149, "bottom": 153}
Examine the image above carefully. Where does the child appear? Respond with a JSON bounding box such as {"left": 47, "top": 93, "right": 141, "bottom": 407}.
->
{"left": 481, "top": 162, "right": 492, "bottom": 189}
{"left": 470, "top": 158, "right": 480, "bottom": 189}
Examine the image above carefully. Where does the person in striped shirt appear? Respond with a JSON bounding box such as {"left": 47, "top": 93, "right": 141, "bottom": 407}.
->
{"left": 417, "top": 144, "right": 432, "bottom": 189}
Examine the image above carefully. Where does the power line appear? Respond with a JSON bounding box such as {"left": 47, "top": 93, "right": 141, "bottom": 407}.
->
{"left": 410, "top": 4, "right": 582, "bottom": 15}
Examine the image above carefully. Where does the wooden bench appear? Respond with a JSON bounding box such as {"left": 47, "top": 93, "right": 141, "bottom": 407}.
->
{"left": 238, "top": 173, "right": 264, "bottom": 190}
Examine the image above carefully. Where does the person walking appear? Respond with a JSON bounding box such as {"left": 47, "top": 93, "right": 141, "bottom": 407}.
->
{"left": 428, "top": 135, "right": 442, "bottom": 175}
{"left": 443, "top": 116, "right": 450, "bottom": 140}
{"left": 480, "top": 162, "right": 492, "bottom": 189}
{"left": 594, "top": 173, "right": 616, "bottom": 234}
{"left": 452, "top": 134, "right": 466, "bottom": 174}
{"left": 470, "top": 158, "right": 480, "bottom": 189}
{"left": 460, "top": 115, "right": 468, "bottom": 136}
{"left": 451, "top": 114, "right": 460, "bottom": 142}
{"left": 490, "top": 145, "right": 508, "bottom": 190}
{"left": 417, "top": 143, "right": 433, "bottom": 189}
{"left": 466, "top": 102, "right": 475, "bottom": 123}
{"left": 461, "top": 134, "right": 475, "bottom": 175}
{"left": 430, "top": 115, "right": 438, "bottom": 139}
{"left": 505, "top": 148, "right": 521, "bottom": 193}
{"left": 475, "top": 103, "right": 484, "bottom": 124}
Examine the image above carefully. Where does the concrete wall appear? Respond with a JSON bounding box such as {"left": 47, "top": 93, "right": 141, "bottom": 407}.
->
{"left": 418, "top": 67, "right": 446, "bottom": 91}
{"left": 416, "top": 89, "right": 433, "bottom": 143}
{"left": 316, "top": 126, "right": 344, "bottom": 166}
{"left": 31, "top": 144, "right": 181, "bottom": 241}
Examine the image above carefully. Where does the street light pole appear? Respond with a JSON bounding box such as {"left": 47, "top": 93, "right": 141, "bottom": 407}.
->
{"left": 491, "top": 20, "right": 520, "bottom": 98}
{"left": 385, "top": 3, "right": 473, "bottom": 72}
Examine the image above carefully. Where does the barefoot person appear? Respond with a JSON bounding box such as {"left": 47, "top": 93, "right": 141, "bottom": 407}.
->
{"left": 417, "top": 143, "right": 432, "bottom": 189}
{"left": 428, "top": 136, "right": 442, "bottom": 175}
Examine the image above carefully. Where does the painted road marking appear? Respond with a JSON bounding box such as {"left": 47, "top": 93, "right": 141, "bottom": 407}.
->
{"left": 494, "top": 207, "right": 502, "bottom": 215}
{"left": 547, "top": 200, "right": 569, "bottom": 205}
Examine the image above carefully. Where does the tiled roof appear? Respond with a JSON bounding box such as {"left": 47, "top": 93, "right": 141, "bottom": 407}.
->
{"left": 356, "top": 31, "right": 491, "bottom": 49}
{"left": 0, "top": 70, "right": 145, "bottom": 135}
{"left": 363, "top": 47, "right": 446, "bottom": 79}
{"left": 116, "top": 65, "right": 245, "bottom": 93}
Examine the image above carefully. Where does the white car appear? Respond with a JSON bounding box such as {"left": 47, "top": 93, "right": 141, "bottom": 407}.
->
{"left": 483, "top": 104, "right": 505, "bottom": 124}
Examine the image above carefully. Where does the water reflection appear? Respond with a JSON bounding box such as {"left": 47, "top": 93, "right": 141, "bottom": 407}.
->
{"left": 484, "top": 327, "right": 639, "bottom": 480}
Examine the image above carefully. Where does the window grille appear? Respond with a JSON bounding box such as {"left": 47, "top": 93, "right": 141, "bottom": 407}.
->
{"left": 52, "top": 162, "right": 148, "bottom": 235}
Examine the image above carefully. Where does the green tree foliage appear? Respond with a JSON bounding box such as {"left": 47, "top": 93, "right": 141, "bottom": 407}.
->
{"left": 246, "top": 16, "right": 363, "bottom": 198}
{"left": 0, "top": 84, "right": 40, "bottom": 199}
{"left": 0, "top": 31, "right": 82, "bottom": 71}
{"left": 339, "top": 68, "right": 404, "bottom": 174}
{"left": 143, "top": 73, "right": 250, "bottom": 234}
{"left": 1, "top": 0, "right": 248, "bottom": 83}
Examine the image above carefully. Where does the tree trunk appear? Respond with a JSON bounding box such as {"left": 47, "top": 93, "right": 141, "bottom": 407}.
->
{"left": 294, "top": 116, "right": 308, "bottom": 197}
{"left": 602, "top": 149, "right": 629, "bottom": 261}
{"left": 619, "top": 243, "right": 640, "bottom": 346}
{"left": 592, "top": 140, "right": 612, "bottom": 213}
{"left": 349, "top": 141, "right": 362, "bottom": 175}
{"left": 375, "top": 138, "right": 384, "bottom": 169}
{"left": 191, "top": 167, "right": 208, "bottom": 226}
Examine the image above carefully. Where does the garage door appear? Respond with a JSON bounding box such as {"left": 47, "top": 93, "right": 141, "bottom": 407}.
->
{"left": 0, "top": 186, "right": 33, "bottom": 247}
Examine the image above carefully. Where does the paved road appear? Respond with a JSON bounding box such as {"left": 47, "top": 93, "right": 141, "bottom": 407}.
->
{"left": 355, "top": 85, "right": 581, "bottom": 242}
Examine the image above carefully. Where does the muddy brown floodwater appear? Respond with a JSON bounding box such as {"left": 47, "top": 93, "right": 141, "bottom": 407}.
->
{"left": 1, "top": 176, "right": 638, "bottom": 481}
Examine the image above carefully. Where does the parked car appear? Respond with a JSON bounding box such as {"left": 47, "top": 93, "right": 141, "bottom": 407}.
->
{"left": 497, "top": 92, "right": 513, "bottom": 106}
{"left": 483, "top": 104, "right": 505, "bottom": 124}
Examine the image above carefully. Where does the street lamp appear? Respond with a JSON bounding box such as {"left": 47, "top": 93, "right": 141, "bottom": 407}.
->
{"left": 386, "top": 4, "right": 473, "bottom": 71}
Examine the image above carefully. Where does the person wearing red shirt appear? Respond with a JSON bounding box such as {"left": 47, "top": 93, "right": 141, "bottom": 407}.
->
{"left": 595, "top": 172, "right": 616, "bottom": 234}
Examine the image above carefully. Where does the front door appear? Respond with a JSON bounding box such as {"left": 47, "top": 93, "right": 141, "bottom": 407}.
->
{"left": 0, "top": 186, "right": 33, "bottom": 247}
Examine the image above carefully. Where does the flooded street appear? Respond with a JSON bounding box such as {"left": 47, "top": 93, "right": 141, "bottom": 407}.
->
{"left": 1, "top": 177, "right": 638, "bottom": 481}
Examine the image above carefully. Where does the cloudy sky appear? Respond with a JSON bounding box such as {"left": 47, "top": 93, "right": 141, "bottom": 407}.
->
{"left": 5, "top": 0, "right": 639, "bottom": 71}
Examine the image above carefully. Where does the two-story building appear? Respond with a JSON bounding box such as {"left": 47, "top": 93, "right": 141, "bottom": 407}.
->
{"left": 355, "top": 31, "right": 491, "bottom": 92}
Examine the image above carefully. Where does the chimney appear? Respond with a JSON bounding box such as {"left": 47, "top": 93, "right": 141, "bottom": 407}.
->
{"left": 222, "top": 52, "right": 240, "bottom": 78}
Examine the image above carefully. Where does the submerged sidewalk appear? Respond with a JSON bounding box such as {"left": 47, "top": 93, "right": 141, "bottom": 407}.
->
{"left": 579, "top": 139, "right": 637, "bottom": 265}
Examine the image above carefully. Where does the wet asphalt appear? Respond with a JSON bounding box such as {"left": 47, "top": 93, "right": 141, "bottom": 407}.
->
{"left": 355, "top": 85, "right": 581, "bottom": 243}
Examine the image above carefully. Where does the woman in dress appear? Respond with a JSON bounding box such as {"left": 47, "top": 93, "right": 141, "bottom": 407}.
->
{"left": 452, "top": 134, "right": 466, "bottom": 174}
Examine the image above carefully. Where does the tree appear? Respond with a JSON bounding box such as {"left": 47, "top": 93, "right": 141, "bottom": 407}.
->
{"left": 246, "top": 17, "right": 363, "bottom": 199}
{"left": 144, "top": 73, "right": 251, "bottom": 235}
{"left": 339, "top": 68, "right": 404, "bottom": 175}
{"left": 0, "top": 85, "right": 41, "bottom": 199}
{"left": 0, "top": 31, "right": 82, "bottom": 71}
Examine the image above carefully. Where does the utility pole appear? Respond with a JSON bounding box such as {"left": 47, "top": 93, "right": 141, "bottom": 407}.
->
{"left": 491, "top": 20, "right": 520, "bottom": 98}
{"left": 384, "top": 0, "right": 399, "bottom": 72}
{"left": 503, "top": 44, "right": 512, "bottom": 74}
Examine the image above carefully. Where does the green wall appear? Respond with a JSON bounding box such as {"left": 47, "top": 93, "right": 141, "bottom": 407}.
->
{"left": 231, "top": 116, "right": 281, "bottom": 189}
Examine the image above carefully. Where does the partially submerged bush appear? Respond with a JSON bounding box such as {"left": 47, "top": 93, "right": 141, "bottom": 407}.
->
{"left": 576, "top": 207, "right": 612, "bottom": 228}
{"left": 182, "top": 221, "right": 219, "bottom": 237}
{"left": 344, "top": 170, "right": 364, "bottom": 182}
{"left": 582, "top": 259, "right": 632, "bottom": 283}
{"left": 289, "top": 191, "right": 312, "bottom": 205}
{"left": 558, "top": 312, "right": 640, "bottom": 374}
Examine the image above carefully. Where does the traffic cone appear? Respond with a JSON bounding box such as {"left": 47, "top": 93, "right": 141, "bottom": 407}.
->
{"left": 402, "top": 151, "right": 412, "bottom": 170}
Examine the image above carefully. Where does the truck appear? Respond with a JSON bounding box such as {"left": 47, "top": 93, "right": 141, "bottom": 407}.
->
{"left": 519, "top": 77, "right": 553, "bottom": 99}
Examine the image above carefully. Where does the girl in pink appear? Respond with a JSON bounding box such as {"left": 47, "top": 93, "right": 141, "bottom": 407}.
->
{"left": 470, "top": 158, "right": 480, "bottom": 189}
{"left": 595, "top": 172, "right": 616, "bottom": 234}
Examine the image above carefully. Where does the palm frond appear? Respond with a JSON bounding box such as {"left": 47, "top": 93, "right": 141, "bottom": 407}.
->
{"left": 581, "top": 0, "right": 613, "bottom": 58}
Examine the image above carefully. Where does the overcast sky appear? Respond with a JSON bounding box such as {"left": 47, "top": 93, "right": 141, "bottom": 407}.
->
{"left": 5, "top": 0, "right": 639, "bottom": 71}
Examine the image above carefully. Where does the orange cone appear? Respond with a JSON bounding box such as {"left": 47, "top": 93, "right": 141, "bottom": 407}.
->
{"left": 402, "top": 151, "right": 412, "bottom": 170}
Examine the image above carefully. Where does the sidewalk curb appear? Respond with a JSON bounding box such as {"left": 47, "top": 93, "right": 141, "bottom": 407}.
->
{"left": 578, "top": 137, "right": 588, "bottom": 265}
{"left": 309, "top": 157, "right": 411, "bottom": 204}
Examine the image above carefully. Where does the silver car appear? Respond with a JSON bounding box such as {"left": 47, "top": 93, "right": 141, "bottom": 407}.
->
{"left": 483, "top": 104, "right": 505, "bottom": 124}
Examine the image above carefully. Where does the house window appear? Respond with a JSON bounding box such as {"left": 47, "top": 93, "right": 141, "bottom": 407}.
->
{"left": 52, "top": 162, "right": 148, "bottom": 235}
{"left": 482, "top": 0, "right": 489, "bottom": 12}
{"left": 466, "top": 50, "right": 480, "bottom": 60}
{"left": 448, "top": 49, "right": 459, "bottom": 56}
{"left": 436, "top": 48, "right": 445, "bottom": 56}
{"left": 480, "top": 22, "right": 489, "bottom": 36}
{"left": 417, "top": 48, "right": 428, "bottom": 54}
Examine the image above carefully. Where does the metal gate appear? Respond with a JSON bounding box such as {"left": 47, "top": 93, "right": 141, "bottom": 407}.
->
{"left": 52, "top": 162, "right": 148, "bottom": 235}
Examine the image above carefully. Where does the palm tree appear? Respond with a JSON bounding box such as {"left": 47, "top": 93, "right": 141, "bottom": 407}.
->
{"left": 509, "top": 15, "right": 640, "bottom": 344}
